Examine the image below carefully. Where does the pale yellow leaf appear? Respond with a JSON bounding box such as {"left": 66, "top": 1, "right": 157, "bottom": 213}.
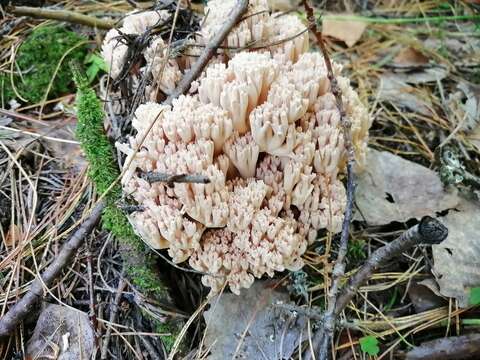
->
{"left": 322, "top": 16, "right": 367, "bottom": 47}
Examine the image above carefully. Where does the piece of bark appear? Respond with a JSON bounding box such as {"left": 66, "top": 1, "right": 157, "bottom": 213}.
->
{"left": 406, "top": 334, "right": 480, "bottom": 360}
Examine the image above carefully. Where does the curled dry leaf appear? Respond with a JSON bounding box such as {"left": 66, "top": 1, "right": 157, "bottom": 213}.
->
{"left": 203, "top": 281, "right": 307, "bottom": 360}
{"left": 322, "top": 16, "right": 367, "bottom": 47}
{"left": 448, "top": 82, "right": 480, "bottom": 132}
{"left": 432, "top": 199, "right": 480, "bottom": 307}
{"left": 354, "top": 149, "right": 459, "bottom": 225}
{"left": 407, "top": 281, "right": 447, "bottom": 313}
{"left": 378, "top": 74, "right": 433, "bottom": 116}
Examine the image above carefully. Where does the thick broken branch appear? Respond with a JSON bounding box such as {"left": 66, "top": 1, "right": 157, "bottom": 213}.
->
{"left": 0, "top": 202, "right": 104, "bottom": 337}
{"left": 301, "top": 1, "right": 356, "bottom": 359}
{"left": 9, "top": 6, "right": 116, "bottom": 29}
{"left": 164, "top": 0, "right": 249, "bottom": 104}
{"left": 406, "top": 334, "right": 480, "bottom": 360}
{"left": 334, "top": 216, "right": 448, "bottom": 315}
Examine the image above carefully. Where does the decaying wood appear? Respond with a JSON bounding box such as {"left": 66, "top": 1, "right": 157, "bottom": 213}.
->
{"left": 406, "top": 333, "right": 480, "bottom": 360}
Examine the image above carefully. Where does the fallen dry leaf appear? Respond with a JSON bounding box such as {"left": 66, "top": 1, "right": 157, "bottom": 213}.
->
{"left": 408, "top": 281, "right": 447, "bottom": 313}
{"left": 448, "top": 82, "right": 480, "bottom": 132}
{"left": 203, "top": 281, "right": 307, "bottom": 360}
{"left": 378, "top": 74, "right": 432, "bottom": 116}
{"left": 26, "top": 304, "right": 95, "bottom": 360}
{"left": 469, "top": 126, "right": 480, "bottom": 151}
{"left": 267, "top": 0, "right": 296, "bottom": 11}
{"left": 355, "top": 149, "right": 459, "bottom": 225}
{"left": 392, "top": 66, "right": 449, "bottom": 85}
{"left": 322, "top": 16, "right": 367, "bottom": 47}
{"left": 393, "top": 47, "right": 430, "bottom": 67}
{"left": 5, "top": 224, "right": 22, "bottom": 248}
{"left": 432, "top": 199, "right": 480, "bottom": 307}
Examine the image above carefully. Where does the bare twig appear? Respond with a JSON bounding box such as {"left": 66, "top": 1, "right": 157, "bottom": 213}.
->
{"left": 0, "top": 202, "right": 105, "bottom": 337}
{"left": 164, "top": 0, "right": 249, "bottom": 104}
{"left": 9, "top": 6, "right": 116, "bottom": 29}
{"left": 301, "top": 1, "right": 356, "bottom": 359}
{"left": 141, "top": 171, "right": 210, "bottom": 186}
{"left": 291, "top": 218, "right": 447, "bottom": 359}
{"left": 334, "top": 216, "right": 448, "bottom": 316}
{"left": 101, "top": 276, "right": 127, "bottom": 360}
{"left": 86, "top": 240, "right": 98, "bottom": 342}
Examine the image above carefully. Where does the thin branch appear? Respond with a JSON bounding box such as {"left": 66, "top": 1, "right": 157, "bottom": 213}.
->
{"left": 9, "top": 6, "right": 116, "bottom": 30}
{"left": 280, "top": 216, "right": 448, "bottom": 360}
{"left": 334, "top": 216, "right": 448, "bottom": 316}
{"left": 101, "top": 276, "right": 127, "bottom": 360}
{"left": 301, "top": 1, "right": 356, "bottom": 359}
{"left": 141, "top": 171, "right": 210, "bottom": 185}
{"left": 0, "top": 202, "right": 105, "bottom": 337}
{"left": 164, "top": 0, "right": 249, "bottom": 104}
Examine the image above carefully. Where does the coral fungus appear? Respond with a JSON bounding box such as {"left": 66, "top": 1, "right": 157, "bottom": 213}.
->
{"left": 107, "top": 1, "right": 371, "bottom": 294}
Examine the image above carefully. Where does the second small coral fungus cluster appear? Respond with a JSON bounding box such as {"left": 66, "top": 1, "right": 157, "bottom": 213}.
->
{"left": 106, "top": 0, "right": 371, "bottom": 294}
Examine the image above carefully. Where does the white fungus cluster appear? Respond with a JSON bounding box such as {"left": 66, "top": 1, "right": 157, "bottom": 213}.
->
{"left": 106, "top": 1, "right": 371, "bottom": 295}
{"left": 101, "top": 9, "right": 182, "bottom": 99}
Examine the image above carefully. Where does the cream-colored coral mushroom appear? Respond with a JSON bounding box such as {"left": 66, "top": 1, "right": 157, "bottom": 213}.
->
{"left": 174, "top": 162, "right": 230, "bottom": 228}
{"left": 299, "top": 177, "right": 347, "bottom": 241}
{"left": 122, "top": 10, "right": 170, "bottom": 35}
{"left": 224, "top": 132, "right": 259, "bottom": 178}
{"left": 219, "top": 80, "right": 255, "bottom": 134}
{"left": 150, "top": 204, "right": 204, "bottom": 263}
{"left": 227, "top": 179, "right": 270, "bottom": 232}
{"left": 115, "top": 4, "right": 371, "bottom": 295}
{"left": 200, "top": 0, "right": 270, "bottom": 53}
{"left": 268, "top": 13, "right": 309, "bottom": 63}
{"left": 229, "top": 52, "right": 278, "bottom": 103}
{"left": 101, "top": 11, "right": 171, "bottom": 81}
{"left": 144, "top": 37, "right": 183, "bottom": 96}
{"left": 101, "top": 29, "right": 127, "bottom": 80}
{"left": 288, "top": 53, "right": 330, "bottom": 110}
{"left": 267, "top": 76, "right": 309, "bottom": 122}
{"left": 198, "top": 63, "right": 233, "bottom": 106}
{"left": 192, "top": 104, "right": 234, "bottom": 155}
{"left": 128, "top": 210, "right": 168, "bottom": 249}
{"left": 250, "top": 102, "right": 301, "bottom": 156}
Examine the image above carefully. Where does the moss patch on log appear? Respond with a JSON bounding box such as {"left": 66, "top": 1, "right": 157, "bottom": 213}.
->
{"left": 72, "top": 66, "right": 168, "bottom": 298}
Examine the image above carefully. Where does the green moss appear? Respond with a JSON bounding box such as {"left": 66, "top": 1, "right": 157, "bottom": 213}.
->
{"left": 72, "top": 66, "right": 168, "bottom": 298}
{"left": 1, "top": 25, "right": 87, "bottom": 104}
{"left": 126, "top": 259, "right": 169, "bottom": 298}
{"left": 155, "top": 321, "right": 182, "bottom": 353}
{"left": 73, "top": 65, "right": 181, "bottom": 350}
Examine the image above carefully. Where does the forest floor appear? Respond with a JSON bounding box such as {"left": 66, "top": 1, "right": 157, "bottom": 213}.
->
{"left": 0, "top": 0, "right": 479, "bottom": 359}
